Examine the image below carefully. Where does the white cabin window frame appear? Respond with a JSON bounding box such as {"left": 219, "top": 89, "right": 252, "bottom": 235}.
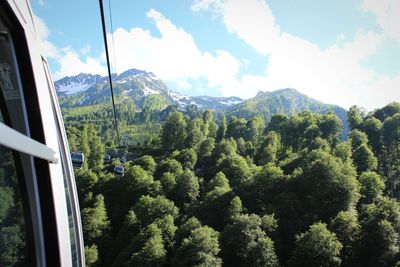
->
{"left": 0, "top": 121, "right": 58, "bottom": 162}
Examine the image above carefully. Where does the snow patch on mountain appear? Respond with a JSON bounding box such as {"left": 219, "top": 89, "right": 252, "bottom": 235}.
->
{"left": 143, "top": 86, "right": 160, "bottom": 96}
{"left": 57, "top": 82, "right": 94, "bottom": 95}
{"left": 55, "top": 68, "right": 245, "bottom": 111}
{"left": 219, "top": 99, "right": 243, "bottom": 105}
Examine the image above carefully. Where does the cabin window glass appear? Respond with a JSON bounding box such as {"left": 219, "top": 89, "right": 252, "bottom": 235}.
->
{"left": 0, "top": 18, "right": 33, "bottom": 267}
{"left": 0, "top": 20, "right": 28, "bottom": 135}
{"left": 42, "top": 60, "right": 83, "bottom": 266}
{"left": 0, "top": 115, "right": 29, "bottom": 266}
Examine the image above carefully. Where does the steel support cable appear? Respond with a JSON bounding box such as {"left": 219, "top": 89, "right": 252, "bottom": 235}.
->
{"left": 99, "top": 0, "right": 120, "bottom": 146}
{"left": 108, "top": 0, "right": 118, "bottom": 75}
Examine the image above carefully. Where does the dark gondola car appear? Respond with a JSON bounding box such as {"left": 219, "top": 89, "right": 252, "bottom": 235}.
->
{"left": 113, "top": 165, "right": 124, "bottom": 175}
{"left": 71, "top": 152, "right": 84, "bottom": 168}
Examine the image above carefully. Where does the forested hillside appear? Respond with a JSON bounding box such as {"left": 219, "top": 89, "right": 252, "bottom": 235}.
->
{"left": 66, "top": 100, "right": 400, "bottom": 267}
{"left": 227, "top": 88, "right": 348, "bottom": 136}
{"left": 56, "top": 70, "right": 348, "bottom": 141}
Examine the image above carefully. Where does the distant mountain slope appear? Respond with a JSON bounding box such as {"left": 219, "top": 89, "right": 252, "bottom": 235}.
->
{"left": 54, "top": 69, "right": 348, "bottom": 135}
{"left": 54, "top": 69, "right": 244, "bottom": 111}
{"left": 55, "top": 73, "right": 105, "bottom": 96}
{"left": 227, "top": 88, "right": 348, "bottom": 135}
{"left": 172, "top": 94, "right": 243, "bottom": 110}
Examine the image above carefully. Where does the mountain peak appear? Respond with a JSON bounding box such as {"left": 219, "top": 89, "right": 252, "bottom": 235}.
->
{"left": 275, "top": 88, "right": 299, "bottom": 94}
{"left": 117, "top": 68, "right": 147, "bottom": 78}
{"left": 55, "top": 73, "right": 104, "bottom": 95}
{"left": 256, "top": 88, "right": 300, "bottom": 97}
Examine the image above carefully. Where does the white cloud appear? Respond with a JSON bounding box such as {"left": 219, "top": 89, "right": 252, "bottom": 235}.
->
{"left": 192, "top": 0, "right": 221, "bottom": 12}
{"left": 191, "top": 0, "right": 400, "bottom": 110}
{"left": 362, "top": 0, "right": 400, "bottom": 45}
{"left": 34, "top": 2, "right": 399, "bottom": 110}
{"left": 52, "top": 48, "right": 106, "bottom": 80}
{"left": 192, "top": 0, "right": 279, "bottom": 55}
{"left": 80, "top": 44, "right": 91, "bottom": 56}
{"left": 33, "top": 14, "right": 107, "bottom": 80}
{"left": 33, "top": 14, "right": 60, "bottom": 58}
{"left": 107, "top": 9, "right": 241, "bottom": 92}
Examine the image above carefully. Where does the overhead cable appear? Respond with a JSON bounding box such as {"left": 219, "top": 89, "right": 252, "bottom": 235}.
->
{"left": 98, "top": 0, "right": 120, "bottom": 146}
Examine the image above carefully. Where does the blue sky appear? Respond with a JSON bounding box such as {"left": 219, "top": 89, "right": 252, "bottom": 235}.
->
{"left": 32, "top": 0, "right": 400, "bottom": 110}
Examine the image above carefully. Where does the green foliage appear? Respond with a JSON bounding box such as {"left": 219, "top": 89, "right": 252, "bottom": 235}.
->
{"left": 207, "top": 172, "right": 229, "bottom": 191}
{"left": 359, "top": 172, "right": 385, "bottom": 204}
{"left": 108, "top": 211, "right": 140, "bottom": 263}
{"left": 362, "top": 117, "right": 382, "bottom": 153}
{"left": 173, "top": 226, "right": 222, "bottom": 267}
{"left": 134, "top": 155, "right": 157, "bottom": 174}
{"left": 75, "top": 169, "right": 99, "bottom": 202}
{"left": 250, "top": 236, "right": 279, "bottom": 267}
{"left": 153, "top": 214, "right": 177, "bottom": 251}
{"left": 247, "top": 163, "right": 285, "bottom": 213}
{"left": 0, "top": 187, "right": 13, "bottom": 224}
{"left": 0, "top": 225, "right": 24, "bottom": 266}
{"left": 81, "top": 194, "right": 110, "bottom": 244}
{"left": 226, "top": 116, "right": 248, "bottom": 140}
{"left": 382, "top": 113, "right": 400, "bottom": 150}
{"left": 349, "top": 129, "right": 369, "bottom": 150}
{"left": 175, "top": 148, "right": 198, "bottom": 170}
{"left": 174, "top": 169, "right": 200, "bottom": 205}
{"left": 185, "top": 118, "right": 206, "bottom": 148}
{"left": 60, "top": 99, "right": 400, "bottom": 266}
{"left": 293, "top": 150, "right": 360, "bottom": 223}
{"left": 228, "top": 89, "right": 347, "bottom": 137}
{"left": 162, "top": 112, "right": 187, "bottom": 151}
{"left": 260, "top": 214, "right": 279, "bottom": 236}
{"left": 160, "top": 172, "right": 177, "bottom": 195}
{"left": 85, "top": 245, "right": 99, "bottom": 267}
{"left": 216, "top": 113, "right": 227, "bottom": 141}
{"left": 255, "top": 131, "right": 281, "bottom": 165}
{"left": 245, "top": 116, "right": 265, "bottom": 143}
{"left": 203, "top": 110, "right": 218, "bottom": 139}
{"left": 80, "top": 124, "right": 90, "bottom": 159}
{"left": 373, "top": 102, "right": 400, "bottom": 122}
{"left": 221, "top": 214, "right": 278, "bottom": 267}
{"left": 87, "top": 124, "right": 105, "bottom": 168}
{"left": 352, "top": 144, "right": 378, "bottom": 174}
{"left": 319, "top": 112, "right": 342, "bottom": 139}
{"left": 213, "top": 138, "right": 237, "bottom": 160}
{"left": 359, "top": 196, "right": 400, "bottom": 267}
{"left": 267, "top": 113, "right": 288, "bottom": 135}
{"left": 133, "top": 195, "right": 179, "bottom": 226}
{"left": 142, "top": 94, "right": 170, "bottom": 122}
{"left": 198, "top": 172, "right": 234, "bottom": 230}
{"left": 198, "top": 138, "right": 215, "bottom": 159}
{"left": 107, "top": 165, "right": 161, "bottom": 225}
{"left": 289, "top": 223, "right": 342, "bottom": 267}
{"left": 348, "top": 105, "right": 365, "bottom": 130}
{"left": 329, "top": 210, "right": 360, "bottom": 266}
{"left": 127, "top": 224, "right": 167, "bottom": 267}
{"left": 175, "top": 217, "right": 202, "bottom": 246}
{"left": 216, "top": 154, "right": 251, "bottom": 189}
{"left": 156, "top": 158, "right": 183, "bottom": 178}
{"left": 333, "top": 141, "right": 352, "bottom": 163}
{"left": 227, "top": 196, "right": 244, "bottom": 220}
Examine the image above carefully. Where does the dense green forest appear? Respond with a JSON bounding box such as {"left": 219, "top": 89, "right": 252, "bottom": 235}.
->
{"left": 66, "top": 102, "right": 400, "bottom": 267}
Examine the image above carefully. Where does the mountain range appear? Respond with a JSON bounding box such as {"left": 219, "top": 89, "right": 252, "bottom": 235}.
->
{"left": 55, "top": 69, "right": 243, "bottom": 111}
{"left": 54, "top": 68, "right": 348, "bottom": 132}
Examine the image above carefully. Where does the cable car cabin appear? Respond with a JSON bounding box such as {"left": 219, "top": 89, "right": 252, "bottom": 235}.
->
{"left": 71, "top": 152, "right": 85, "bottom": 169}
{"left": 113, "top": 165, "right": 125, "bottom": 176}
{"left": 0, "top": 0, "right": 85, "bottom": 266}
{"left": 103, "top": 154, "right": 111, "bottom": 164}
